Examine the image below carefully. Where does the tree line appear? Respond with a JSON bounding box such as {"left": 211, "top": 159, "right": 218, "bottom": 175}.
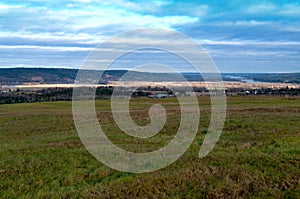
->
{"left": 0, "top": 86, "right": 299, "bottom": 105}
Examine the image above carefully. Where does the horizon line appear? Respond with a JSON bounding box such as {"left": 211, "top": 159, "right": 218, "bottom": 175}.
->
{"left": 0, "top": 67, "right": 299, "bottom": 74}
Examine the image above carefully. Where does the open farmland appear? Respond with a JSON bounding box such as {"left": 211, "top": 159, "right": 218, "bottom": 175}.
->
{"left": 11, "top": 81, "right": 300, "bottom": 89}
{"left": 0, "top": 96, "right": 299, "bottom": 198}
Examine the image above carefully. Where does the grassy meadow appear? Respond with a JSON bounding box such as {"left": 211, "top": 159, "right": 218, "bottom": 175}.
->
{"left": 0, "top": 96, "right": 299, "bottom": 198}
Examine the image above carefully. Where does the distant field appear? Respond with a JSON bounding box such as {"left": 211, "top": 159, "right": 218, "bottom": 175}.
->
{"left": 0, "top": 96, "right": 299, "bottom": 198}
{"left": 13, "top": 80, "right": 300, "bottom": 89}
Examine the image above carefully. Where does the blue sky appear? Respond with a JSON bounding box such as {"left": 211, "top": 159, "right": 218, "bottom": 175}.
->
{"left": 0, "top": 0, "right": 300, "bottom": 72}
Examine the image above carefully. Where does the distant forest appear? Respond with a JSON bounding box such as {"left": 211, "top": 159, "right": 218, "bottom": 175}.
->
{"left": 0, "top": 68, "right": 299, "bottom": 85}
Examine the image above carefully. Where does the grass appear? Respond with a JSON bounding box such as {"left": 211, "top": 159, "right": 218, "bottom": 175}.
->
{"left": 0, "top": 96, "right": 299, "bottom": 198}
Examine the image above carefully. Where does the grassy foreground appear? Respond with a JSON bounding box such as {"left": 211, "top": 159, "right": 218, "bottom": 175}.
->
{"left": 0, "top": 96, "right": 299, "bottom": 198}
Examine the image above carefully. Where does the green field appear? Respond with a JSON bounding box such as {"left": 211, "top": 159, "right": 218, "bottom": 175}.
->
{"left": 0, "top": 96, "right": 299, "bottom": 198}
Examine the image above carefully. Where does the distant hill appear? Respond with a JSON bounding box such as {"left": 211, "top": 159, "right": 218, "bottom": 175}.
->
{"left": 0, "top": 68, "right": 299, "bottom": 85}
{"left": 0, "top": 68, "right": 78, "bottom": 85}
{"left": 0, "top": 68, "right": 131, "bottom": 85}
{"left": 0, "top": 68, "right": 226, "bottom": 85}
{"left": 241, "top": 73, "right": 300, "bottom": 84}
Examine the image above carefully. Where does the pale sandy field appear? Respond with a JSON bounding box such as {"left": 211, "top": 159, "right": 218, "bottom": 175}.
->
{"left": 14, "top": 81, "right": 300, "bottom": 89}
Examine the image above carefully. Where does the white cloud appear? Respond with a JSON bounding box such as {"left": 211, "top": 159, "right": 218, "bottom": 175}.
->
{"left": 234, "top": 20, "right": 271, "bottom": 26}
{"left": 245, "top": 3, "right": 277, "bottom": 14}
{"left": 199, "top": 39, "right": 300, "bottom": 46}
{"left": 0, "top": 45, "right": 93, "bottom": 51}
{"left": 278, "top": 4, "right": 300, "bottom": 16}
{"left": 0, "top": 31, "right": 104, "bottom": 45}
{"left": 0, "top": 2, "right": 198, "bottom": 35}
{"left": 73, "top": 0, "right": 91, "bottom": 3}
{"left": 0, "top": 4, "right": 24, "bottom": 10}
{"left": 245, "top": 3, "right": 300, "bottom": 17}
{"left": 72, "top": 0, "right": 172, "bottom": 13}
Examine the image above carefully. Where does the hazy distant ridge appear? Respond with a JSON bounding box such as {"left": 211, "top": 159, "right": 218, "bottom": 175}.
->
{"left": 0, "top": 68, "right": 299, "bottom": 85}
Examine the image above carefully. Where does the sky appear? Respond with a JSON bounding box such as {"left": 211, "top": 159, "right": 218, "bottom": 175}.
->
{"left": 0, "top": 0, "right": 300, "bottom": 73}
